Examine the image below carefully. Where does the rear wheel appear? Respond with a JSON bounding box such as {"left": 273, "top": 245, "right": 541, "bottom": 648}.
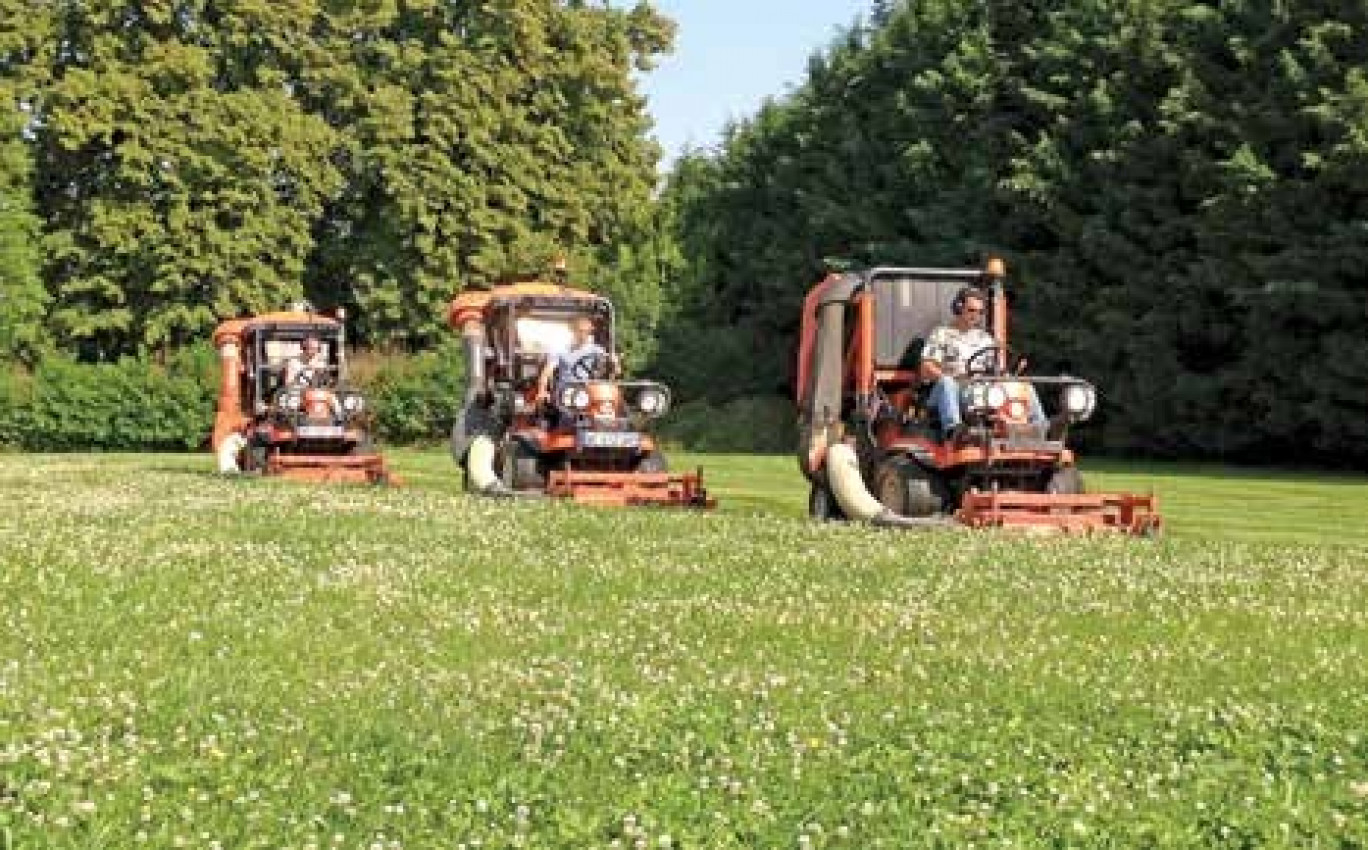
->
{"left": 1046, "top": 466, "right": 1084, "bottom": 495}
{"left": 237, "top": 440, "right": 267, "bottom": 473}
{"left": 808, "top": 481, "right": 847, "bottom": 522}
{"left": 873, "top": 457, "right": 947, "bottom": 518}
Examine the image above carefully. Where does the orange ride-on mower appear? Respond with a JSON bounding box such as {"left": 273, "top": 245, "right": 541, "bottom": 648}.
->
{"left": 795, "top": 260, "right": 1159, "bottom": 535}
{"left": 211, "top": 310, "right": 393, "bottom": 484}
{"left": 446, "top": 281, "right": 712, "bottom": 508}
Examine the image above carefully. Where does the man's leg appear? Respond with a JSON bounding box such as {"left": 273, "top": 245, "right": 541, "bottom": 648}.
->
{"left": 928, "top": 376, "right": 962, "bottom": 439}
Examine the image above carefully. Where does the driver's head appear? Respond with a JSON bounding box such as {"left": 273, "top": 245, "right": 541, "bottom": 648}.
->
{"left": 571, "top": 317, "right": 595, "bottom": 348}
{"left": 301, "top": 336, "right": 321, "bottom": 358}
{"left": 954, "top": 288, "right": 987, "bottom": 331}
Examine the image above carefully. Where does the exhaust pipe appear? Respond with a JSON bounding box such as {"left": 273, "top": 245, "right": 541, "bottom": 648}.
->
{"left": 824, "top": 443, "right": 954, "bottom": 530}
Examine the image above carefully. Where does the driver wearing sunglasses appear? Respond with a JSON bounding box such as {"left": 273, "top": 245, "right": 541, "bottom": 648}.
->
{"left": 920, "top": 287, "right": 1004, "bottom": 442}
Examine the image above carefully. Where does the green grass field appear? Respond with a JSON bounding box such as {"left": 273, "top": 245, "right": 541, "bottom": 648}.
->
{"left": 3, "top": 450, "right": 1368, "bottom": 848}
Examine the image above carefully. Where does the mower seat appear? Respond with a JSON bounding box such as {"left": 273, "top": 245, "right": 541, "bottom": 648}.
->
{"left": 514, "top": 353, "right": 544, "bottom": 391}
{"left": 260, "top": 364, "right": 286, "bottom": 397}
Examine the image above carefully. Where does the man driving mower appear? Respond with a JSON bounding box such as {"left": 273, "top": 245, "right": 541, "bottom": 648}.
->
{"left": 284, "top": 335, "right": 332, "bottom": 387}
{"left": 922, "top": 286, "right": 1045, "bottom": 441}
{"left": 534, "top": 316, "right": 622, "bottom": 409}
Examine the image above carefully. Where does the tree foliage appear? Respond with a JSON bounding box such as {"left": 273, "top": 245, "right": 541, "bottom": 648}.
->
{"left": 658, "top": 0, "right": 1368, "bottom": 465}
{"left": 0, "top": 99, "right": 45, "bottom": 361}
{"left": 1, "top": 0, "right": 671, "bottom": 357}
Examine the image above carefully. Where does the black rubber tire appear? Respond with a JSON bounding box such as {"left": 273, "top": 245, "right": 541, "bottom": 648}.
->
{"left": 1046, "top": 466, "right": 1084, "bottom": 495}
{"left": 239, "top": 442, "right": 268, "bottom": 473}
{"left": 500, "top": 440, "right": 545, "bottom": 491}
{"left": 873, "top": 456, "right": 948, "bottom": 518}
{"left": 808, "top": 481, "right": 847, "bottom": 522}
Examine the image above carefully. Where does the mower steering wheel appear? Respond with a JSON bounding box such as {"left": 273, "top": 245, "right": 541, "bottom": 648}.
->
{"left": 569, "top": 351, "right": 611, "bottom": 381}
{"left": 298, "top": 368, "right": 334, "bottom": 389}
{"left": 963, "top": 345, "right": 1004, "bottom": 377}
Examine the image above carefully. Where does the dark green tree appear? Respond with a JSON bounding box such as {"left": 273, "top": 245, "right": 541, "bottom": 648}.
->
{"left": 658, "top": 0, "right": 1368, "bottom": 465}
{"left": 0, "top": 98, "right": 46, "bottom": 361}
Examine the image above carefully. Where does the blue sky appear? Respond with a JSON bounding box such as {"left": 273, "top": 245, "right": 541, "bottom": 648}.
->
{"left": 638, "top": 0, "right": 872, "bottom": 165}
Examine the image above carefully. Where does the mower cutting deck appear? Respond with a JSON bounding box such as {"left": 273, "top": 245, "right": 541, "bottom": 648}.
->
{"left": 546, "top": 468, "right": 714, "bottom": 507}
{"left": 957, "top": 490, "right": 1161, "bottom": 535}
{"left": 265, "top": 452, "right": 393, "bottom": 485}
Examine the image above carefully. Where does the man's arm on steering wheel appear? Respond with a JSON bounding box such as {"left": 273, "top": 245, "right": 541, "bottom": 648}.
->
{"left": 535, "top": 357, "right": 556, "bottom": 403}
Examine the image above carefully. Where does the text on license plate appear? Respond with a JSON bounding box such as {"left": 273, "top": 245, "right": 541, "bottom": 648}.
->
{"left": 297, "top": 425, "right": 344, "bottom": 439}
{"left": 578, "top": 431, "right": 641, "bottom": 449}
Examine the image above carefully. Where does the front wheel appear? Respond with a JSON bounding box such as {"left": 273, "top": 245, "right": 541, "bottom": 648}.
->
{"left": 500, "top": 440, "right": 545, "bottom": 491}
{"left": 1046, "top": 466, "right": 1084, "bottom": 495}
{"left": 637, "top": 451, "right": 669, "bottom": 474}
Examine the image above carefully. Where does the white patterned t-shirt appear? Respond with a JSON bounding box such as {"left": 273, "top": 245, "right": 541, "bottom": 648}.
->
{"left": 922, "top": 326, "right": 996, "bottom": 378}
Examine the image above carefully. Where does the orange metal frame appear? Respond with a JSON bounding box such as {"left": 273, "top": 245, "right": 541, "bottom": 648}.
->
{"left": 546, "top": 468, "right": 714, "bottom": 508}
{"left": 957, "top": 491, "right": 1161, "bottom": 536}
{"left": 266, "top": 452, "right": 394, "bottom": 485}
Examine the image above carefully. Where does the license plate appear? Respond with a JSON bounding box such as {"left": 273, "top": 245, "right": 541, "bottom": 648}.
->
{"left": 578, "top": 430, "right": 641, "bottom": 449}
{"left": 296, "top": 425, "right": 344, "bottom": 439}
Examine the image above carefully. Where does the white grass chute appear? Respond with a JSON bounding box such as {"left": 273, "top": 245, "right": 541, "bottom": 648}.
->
{"left": 216, "top": 433, "right": 248, "bottom": 474}
{"left": 465, "top": 434, "right": 504, "bottom": 494}
{"left": 825, "top": 443, "right": 954, "bottom": 530}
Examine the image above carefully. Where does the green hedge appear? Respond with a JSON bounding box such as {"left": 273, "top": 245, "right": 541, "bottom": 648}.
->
{"left": 0, "top": 345, "right": 797, "bottom": 453}
{"left": 658, "top": 395, "right": 796, "bottom": 454}
{"left": 0, "top": 348, "right": 217, "bottom": 451}
{"left": 356, "top": 341, "right": 465, "bottom": 446}
{"left": 0, "top": 343, "right": 467, "bottom": 451}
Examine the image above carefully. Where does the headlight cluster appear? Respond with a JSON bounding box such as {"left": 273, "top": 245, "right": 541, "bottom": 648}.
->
{"left": 636, "top": 388, "right": 669, "bottom": 417}
{"left": 340, "top": 393, "right": 364, "bottom": 415}
{"left": 558, "top": 386, "right": 591, "bottom": 411}
{"left": 961, "top": 381, "right": 1008, "bottom": 415}
{"left": 1061, "top": 383, "right": 1097, "bottom": 422}
{"left": 278, "top": 390, "right": 302, "bottom": 412}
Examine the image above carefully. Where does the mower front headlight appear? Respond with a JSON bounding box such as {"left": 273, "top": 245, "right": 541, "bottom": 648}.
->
{"left": 636, "top": 388, "right": 669, "bottom": 417}
{"left": 962, "top": 382, "right": 996, "bottom": 415}
{"left": 559, "top": 386, "right": 590, "bottom": 411}
{"left": 986, "top": 384, "right": 1008, "bottom": 410}
{"left": 1062, "top": 383, "right": 1096, "bottom": 421}
{"left": 279, "top": 390, "right": 302, "bottom": 412}
{"left": 341, "top": 393, "right": 364, "bottom": 415}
